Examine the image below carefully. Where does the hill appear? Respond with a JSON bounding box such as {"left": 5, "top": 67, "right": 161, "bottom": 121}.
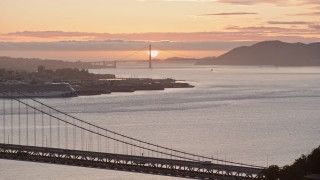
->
{"left": 196, "top": 41, "right": 320, "bottom": 66}
{"left": 0, "top": 56, "right": 103, "bottom": 71}
{"left": 165, "top": 57, "right": 195, "bottom": 61}
{"left": 158, "top": 56, "right": 216, "bottom": 63}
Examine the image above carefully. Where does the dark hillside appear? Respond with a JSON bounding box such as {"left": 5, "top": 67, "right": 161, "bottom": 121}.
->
{"left": 196, "top": 41, "right": 320, "bottom": 66}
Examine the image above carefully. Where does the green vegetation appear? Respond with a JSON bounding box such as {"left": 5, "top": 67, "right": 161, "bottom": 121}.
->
{"left": 263, "top": 146, "right": 320, "bottom": 180}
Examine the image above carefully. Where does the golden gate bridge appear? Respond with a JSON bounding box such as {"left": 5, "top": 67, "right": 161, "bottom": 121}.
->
{"left": 88, "top": 44, "right": 198, "bottom": 69}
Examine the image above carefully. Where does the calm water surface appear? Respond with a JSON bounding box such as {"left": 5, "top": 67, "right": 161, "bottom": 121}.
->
{"left": 1, "top": 64, "right": 320, "bottom": 179}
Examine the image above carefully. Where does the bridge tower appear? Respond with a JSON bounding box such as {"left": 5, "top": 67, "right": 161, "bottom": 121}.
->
{"left": 149, "top": 44, "right": 152, "bottom": 69}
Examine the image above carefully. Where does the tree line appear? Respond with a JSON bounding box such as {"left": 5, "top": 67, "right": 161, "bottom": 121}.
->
{"left": 263, "top": 146, "right": 320, "bottom": 180}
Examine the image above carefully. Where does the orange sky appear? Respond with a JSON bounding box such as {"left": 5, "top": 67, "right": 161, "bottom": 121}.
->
{"left": 0, "top": 0, "right": 319, "bottom": 60}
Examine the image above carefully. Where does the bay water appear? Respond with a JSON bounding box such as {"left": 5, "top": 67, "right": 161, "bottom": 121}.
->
{"left": 1, "top": 64, "right": 320, "bottom": 179}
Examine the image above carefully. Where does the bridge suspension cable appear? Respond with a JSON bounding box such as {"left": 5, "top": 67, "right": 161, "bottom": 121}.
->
{"left": 1, "top": 92, "right": 195, "bottom": 161}
{"left": 152, "top": 45, "right": 198, "bottom": 59}
{"left": 114, "top": 45, "right": 149, "bottom": 62}
{"left": 0, "top": 87, "right": 265, "bottom": 169}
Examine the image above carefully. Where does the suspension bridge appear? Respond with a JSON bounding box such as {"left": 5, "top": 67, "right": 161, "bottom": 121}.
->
{"left": 0, "top": 87, "right": 266, "bottom": 179}
{"left": 88, "top": 44, "right": 199, "bottom": 69}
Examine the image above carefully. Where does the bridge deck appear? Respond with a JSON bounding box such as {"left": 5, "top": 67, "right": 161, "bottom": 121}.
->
{"left": 0, "top": 143, "right": 264, "bottom": 179}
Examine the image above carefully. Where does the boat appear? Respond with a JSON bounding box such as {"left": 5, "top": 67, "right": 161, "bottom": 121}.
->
{"left": 0, "top": 83, "right": 78, "bottom": 98}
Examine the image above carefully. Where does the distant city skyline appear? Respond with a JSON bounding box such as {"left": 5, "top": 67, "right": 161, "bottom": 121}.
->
{"left": 0, "top": 0, "right": 319, "bottom": 60}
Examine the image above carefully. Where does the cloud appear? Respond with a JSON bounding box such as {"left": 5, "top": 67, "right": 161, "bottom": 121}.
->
{"left": 289, "top": 11, "right": 320, "bottom": 16}
{"left": 215, "top": 0, "right": 287, "bottom": 5}
{"left": 300, "top": 0, "right": 320, "bottom": 5}
{"left": 267, "top": 21, "right": 313, "bottom": 25}
{"left": 309, "top": 24, "right": 320, "bottom": 30}
{"left": 226, "top": 26, "right": 291, "bottom": 32}
{"left": 7, "top": 31, "right": 99, "bottom": 39}
{"left": 225, "top": 25, "right": 320, "bottom": 36}
{"left": 201, "top": 12, "right": 258, "bottom": 16}
{"left": 164, "top": 0, "right": 212, "bottom": 1}
{"left": 1, "top": 26, "right": 320, "bottom": 45}
{"left": 297, "top": 0, "right": 320, "bottom": 10}
{"left": 156, "top": 0, "right": 307, "bottom": 6}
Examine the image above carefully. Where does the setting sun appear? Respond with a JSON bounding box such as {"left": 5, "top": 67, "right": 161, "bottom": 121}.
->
{"left": 149, "top": 50, "right": 159, "bottom": 58}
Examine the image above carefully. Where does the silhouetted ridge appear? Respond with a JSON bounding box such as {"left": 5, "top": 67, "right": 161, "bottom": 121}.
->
{"left": 0, "top": 56, "right": 100, "bottom": 71}
{"left": 196, "top": 41, "right": 320, "bottom": 66}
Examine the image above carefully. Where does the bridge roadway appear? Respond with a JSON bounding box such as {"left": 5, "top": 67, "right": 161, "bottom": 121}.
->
{"left": 0, "top": 143, "right": 264, "bottom": 179}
